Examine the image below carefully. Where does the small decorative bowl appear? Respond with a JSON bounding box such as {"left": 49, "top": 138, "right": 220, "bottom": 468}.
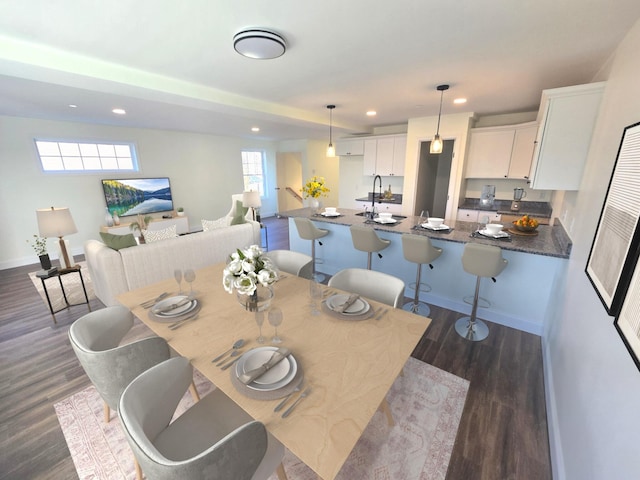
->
{"left": 512, "top": 221, "right": 538, "bottom": 232}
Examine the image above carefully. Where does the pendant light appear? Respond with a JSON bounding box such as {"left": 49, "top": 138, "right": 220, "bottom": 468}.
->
{"left": 326, "top": 105, "right": 336, "bottom": 157}
{"left": 430, "top": 84, "right": 450, "bottom": 154}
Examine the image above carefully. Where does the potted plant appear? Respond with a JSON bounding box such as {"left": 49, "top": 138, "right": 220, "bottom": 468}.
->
{"left": 177, "top": 207, "right": 185, "bottom": 217}
{"left": 28, "top": 234, "right": 51, "bottom": 270}
{"left": 129, "top": 214, "right": 153, "bottom": 243}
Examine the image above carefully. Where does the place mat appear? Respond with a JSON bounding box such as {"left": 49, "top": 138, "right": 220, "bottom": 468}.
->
{"left": 414, "top": 225, "right": 454, "bottom": 234}
{"left": 148, "top": 300, "right": 202, "bottom": 323}
{"left": 471, "top": 231, "right": 512, "bottom": 242}
{"left": 231, "top": 364, "right": 304, "bottom": 400}
{"left": 321, "top": 298, "right": 376, "bottom": 321}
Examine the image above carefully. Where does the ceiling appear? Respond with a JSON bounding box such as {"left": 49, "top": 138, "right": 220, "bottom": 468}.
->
{"left": 1, "top": 0, "right": 639, "bottom": 142}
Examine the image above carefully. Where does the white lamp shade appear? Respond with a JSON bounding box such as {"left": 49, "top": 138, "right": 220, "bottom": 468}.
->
{"left": 242, "top": 190, "right": 261, "bottom": 208}
{"left": 326, "top": 143, "right": 336, "bottom": 157}
{"left": 36, "top": 207, "right": 77, "bottom": 238}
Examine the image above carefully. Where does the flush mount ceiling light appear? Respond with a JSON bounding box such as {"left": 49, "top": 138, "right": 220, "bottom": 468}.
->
{"left": 430, "top": 84, "right": 449, "bottom": 154}
{"left": 326, "top": 105, "right": 336, "bottom": 157}
{"left": 233, "top": 29, "right": 286, "bottom": 59}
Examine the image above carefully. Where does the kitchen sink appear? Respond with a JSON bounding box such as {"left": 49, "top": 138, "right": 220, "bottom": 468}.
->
{"left": 355, "top": 212, "right": 407, "bottom": 220}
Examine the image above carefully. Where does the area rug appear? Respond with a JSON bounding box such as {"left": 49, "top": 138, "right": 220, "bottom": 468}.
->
{"left": 54, "top": 358, "right": 469, "bottom": 480}
{"left": 28, "top": 261, "right": 96, "bottom": 312}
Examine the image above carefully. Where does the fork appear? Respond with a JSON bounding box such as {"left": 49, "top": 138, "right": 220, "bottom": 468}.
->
{"left": 140, "top": 292, "right": 168, "bottom": 308}
{"left": 274, "top": 381, "right": 304, "bottom": 412}
{"left": 282, "top": 387, "right": 312, "bottom": 418}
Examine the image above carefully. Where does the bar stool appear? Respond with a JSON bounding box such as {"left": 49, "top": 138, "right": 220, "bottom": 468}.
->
{"left": 293, "top": 217, "right": 329, "bottom": 282}
{"left": 401, "top": 234, "right": 442, "bottom": 316}
{"left": 349, "top": 225, "right": 391, "bottom": 270}
{"left": 455, "top": 243, "right": 508, "bottom": 341}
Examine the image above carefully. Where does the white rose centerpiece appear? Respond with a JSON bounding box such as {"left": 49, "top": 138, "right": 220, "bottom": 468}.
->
{"left": 223, "top": 245, "right": 278, "bottom": 311}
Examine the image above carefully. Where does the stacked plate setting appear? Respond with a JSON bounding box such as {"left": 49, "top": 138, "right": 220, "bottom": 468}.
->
{"left": 236, "top": 346, "right": 298, "bottom": 391}
{"left": 150, "top": 295, "right": 199, "bottom": 322}
{"left": 325, "top": 294, "right": 371, "bottom": 316}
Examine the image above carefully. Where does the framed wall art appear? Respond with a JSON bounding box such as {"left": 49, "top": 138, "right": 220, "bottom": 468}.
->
{"left": 586, "top": 121, "right": 640, "bottom": 316}
{"left": 615, "top": 259, "right": 640, "bottom": 370}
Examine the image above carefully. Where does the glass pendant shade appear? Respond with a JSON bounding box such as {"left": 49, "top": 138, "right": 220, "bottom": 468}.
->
{"left": 430, "top": 134, "right": 443, "bottom": 154}
{"left": 326, "top": 143, "right": 336, "bottom": 157}
{"left": 326, "top": 104, "right": 336, "bottom": 157}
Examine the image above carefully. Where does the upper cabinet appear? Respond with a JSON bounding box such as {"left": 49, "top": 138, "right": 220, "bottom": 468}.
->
{"left": 363, "top": 134, "right": 407, "bottom": 176}
{"left": 528, "top": 82, "right": 605, "bottom": 190}
{"left": 465, "top": 122, "right": 537, "bottom": 180}
{"left": 335, "top": 138, "right": 365, "bottom": 156}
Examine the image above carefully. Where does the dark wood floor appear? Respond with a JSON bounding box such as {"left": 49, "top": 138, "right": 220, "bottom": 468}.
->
{"left": 0, "top": 216, "right": 551, "bottom": 479}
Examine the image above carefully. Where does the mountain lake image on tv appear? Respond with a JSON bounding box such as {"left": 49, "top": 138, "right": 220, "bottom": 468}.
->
{"left": 102, "top": 178, "right": 174, "bottom": 217}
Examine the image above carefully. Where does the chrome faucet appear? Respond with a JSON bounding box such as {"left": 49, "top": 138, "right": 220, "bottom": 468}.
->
{"left": 370, "top": 175, "right": 383, "bottom": 220}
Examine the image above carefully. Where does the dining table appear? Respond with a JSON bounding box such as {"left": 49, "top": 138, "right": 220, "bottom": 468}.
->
{"left": 116, "top": 262, "right": 431, "bottom": 480}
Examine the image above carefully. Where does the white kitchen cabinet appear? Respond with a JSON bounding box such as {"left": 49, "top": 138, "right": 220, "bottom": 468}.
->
{"left": 529, "top": 82, "right": 605, "bottom": 190}
{"left": 457, "top": 209, "right": 479, "bottom": 222}
{"left": 362, "top": 135, "right": 407, "bottom": 176}
{"left": 456, "top": 209, "right": 500, "bottom": 223}
{"left": 335, "top": 138, "right": 365, "bottom": 156}
{"left": 465, "top": 122, "right": 537, "bottom": 179}
{"left": 377, "top": 203, "right": 403, "bottom": 215}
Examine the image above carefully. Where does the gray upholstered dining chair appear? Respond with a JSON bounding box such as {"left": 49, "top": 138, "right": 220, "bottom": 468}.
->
{"left": 68, "top": 305, "right": 179, "bottom": 423}
{"left": 119, "top": 356, "right": 289, "bottom": 480}
{"left": 265, "top": 249, "right": 313, "bottom": 279}
{"left": 328, "top": 268, "right": 405, "bottom": 308}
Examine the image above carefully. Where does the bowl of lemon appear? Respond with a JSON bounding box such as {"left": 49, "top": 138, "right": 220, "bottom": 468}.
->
{"left": 512, "top": 215, "right": 539, "bottom": 232}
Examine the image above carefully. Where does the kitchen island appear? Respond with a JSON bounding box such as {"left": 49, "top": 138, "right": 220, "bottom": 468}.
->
{"left": 281, "top": 207, "right": 572, "bottom": 335}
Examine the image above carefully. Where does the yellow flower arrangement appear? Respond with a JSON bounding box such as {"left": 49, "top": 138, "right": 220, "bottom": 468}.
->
{"left": 301, "top": 176, "right": 330, "bottom": 199}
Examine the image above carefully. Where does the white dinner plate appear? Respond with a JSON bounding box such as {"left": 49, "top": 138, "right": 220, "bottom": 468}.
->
{"left": 235, "top": 347, "right": 298, "bottom": 391}
{"left": 321, "top": 212, "right": 341, "bottom": 217}
{"left": 479, "top": 229, "right": 509, "bottom": 238}
{"left": 421, "top": 223, "right": 450, "bottom": 231}
{"left": 326, "top": 294, "right": 370, "bottom": 315}
{"left": 152, "top": 295, "right": 197, "bottom": 317}
{"left": 373, "top": 217, "right": 397, "bottom": 224}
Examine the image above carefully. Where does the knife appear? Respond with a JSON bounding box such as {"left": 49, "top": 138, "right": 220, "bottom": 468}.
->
{"left": 238, "top": 347, "right": 290, "bottom": 384}
{"left": 338, "top": 294, "right": 360, "bottom": 313}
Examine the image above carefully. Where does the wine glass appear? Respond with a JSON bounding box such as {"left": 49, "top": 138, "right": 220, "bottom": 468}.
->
{"left": 255, "top": 311, "right": 266, "bottom": 344}
{"left": 268, "top": 307, "right": 283, "bottom": 344}
{"left": 184, "top": 269, "right": 196, "bottom": 295}
{"left": 309, "top": 280, "right": 323, "bottom": 316}
{"left": 174, "top": 269, "right": 183, "bottom": 295}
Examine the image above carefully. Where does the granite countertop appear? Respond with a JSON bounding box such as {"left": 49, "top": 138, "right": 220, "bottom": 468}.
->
{"left": 459, "top": 198, "right": 552, "bottom": 218}
{"left": 280, "top": 207, "right": 572, "bottom": 259}
{"left": 355, "top": 192, "right": 403, "bottom": 205}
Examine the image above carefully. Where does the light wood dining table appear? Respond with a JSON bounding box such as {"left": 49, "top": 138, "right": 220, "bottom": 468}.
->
{"left": 117, "top": 262, "right": 431, "bottom": 480}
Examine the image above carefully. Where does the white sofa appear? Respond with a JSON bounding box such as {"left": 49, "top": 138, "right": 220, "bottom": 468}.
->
{"left": 85, "top": 222, "right": 260, "bottom": 306}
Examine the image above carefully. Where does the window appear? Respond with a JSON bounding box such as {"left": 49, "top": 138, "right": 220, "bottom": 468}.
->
{"left": 34, "top": 140, "right": 138, "bottom": 172}
{"left": 241, "top": 150, "right": 265, "bottom": 195}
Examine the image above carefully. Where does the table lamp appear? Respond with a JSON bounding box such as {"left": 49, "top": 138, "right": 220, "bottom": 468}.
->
{"left": 242, "top": 190, "right": 262, "bottom": 222}
{"left": 36, "top": 207, "right": 77, "bottom": 269}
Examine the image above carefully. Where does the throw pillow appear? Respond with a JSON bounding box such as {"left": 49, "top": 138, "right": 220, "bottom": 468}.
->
{"left": 99, "top": 232, "right": 138, "bottom": 250}
{"left": 202, "top": 218, "right": 228, "bottom": 231}
{"left": 142, "top": 225, "right": 178, "bottom": 243}
{"left": 230, "top": 200, "right": 248, "bottom": 225}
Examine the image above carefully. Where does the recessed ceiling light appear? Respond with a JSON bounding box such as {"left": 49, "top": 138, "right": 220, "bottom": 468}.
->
{"left": 453, "top": 98, "right": 467, "bottom": 105}
{"left": 366, "top": 110, "right": 377, "bottom": 116}
{"left": 251, "top": 127, "right": 260, "bottom": 132}
{"left": 112, "top": 108, "right": 126, "bottom": 115}
{"left": 233, "top": 29, "right": 286, "bottom": 59}
{"left": 68, "top": 104, "right": 77, "bottom": 108}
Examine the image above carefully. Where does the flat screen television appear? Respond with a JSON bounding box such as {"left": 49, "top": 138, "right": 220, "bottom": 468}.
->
{"left": 102, "top": 177, "right": 174, "bottom": 217}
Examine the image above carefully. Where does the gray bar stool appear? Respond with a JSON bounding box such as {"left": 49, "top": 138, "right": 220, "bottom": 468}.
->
{"left": 350, "top": 225, "right": 391, "bottom": 270}
{"left": 401, "top": 234, "right": 443, "bottom": 316}
{"left": 455, "top": 243, "right": 508, "bottom": 341}
{"left": 293, "top": 217, "right": 329, "bottom": 282}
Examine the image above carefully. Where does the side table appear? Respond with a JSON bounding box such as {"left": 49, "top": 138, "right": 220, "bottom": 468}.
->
{"left": 36, "top": 265, "right": 91, "bottom": 324}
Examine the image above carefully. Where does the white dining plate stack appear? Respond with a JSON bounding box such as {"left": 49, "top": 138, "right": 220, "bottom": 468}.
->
{"left": 325, "top": 294, "right": 371, "bottom": 316}
{"left": 235, "top": 346, "right": 298, "bottom": 391}
{"left": 150, "top": 295, "right": 200, "bottom": 322}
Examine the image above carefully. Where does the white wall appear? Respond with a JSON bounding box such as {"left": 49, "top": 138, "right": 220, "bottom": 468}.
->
{"left": 0, "top": 115, "right": 278, "bottom": 269}
{"left": 545, "top": 17, "right": 640, "bottom": 480}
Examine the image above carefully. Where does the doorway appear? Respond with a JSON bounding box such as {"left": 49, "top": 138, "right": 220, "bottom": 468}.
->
{"left": 414, "top": 140, "right": 454, "bottom": 218}
{"left": 275, "top": 152, "right": 303, "bottom": 214}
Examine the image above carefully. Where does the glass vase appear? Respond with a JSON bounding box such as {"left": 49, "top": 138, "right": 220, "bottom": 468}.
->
{"left": 310, "top": 198, "right": 321, "bottom": 215}
{"left": 237, "top": 284, "right": 274, "bottom": 312}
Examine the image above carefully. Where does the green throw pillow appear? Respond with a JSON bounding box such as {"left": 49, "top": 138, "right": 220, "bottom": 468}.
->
{"left": 100, "top": 232, "right": 138, "bottom": 250}
{"left": 230, "top": 200, "right": 248, "bottom": 225}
